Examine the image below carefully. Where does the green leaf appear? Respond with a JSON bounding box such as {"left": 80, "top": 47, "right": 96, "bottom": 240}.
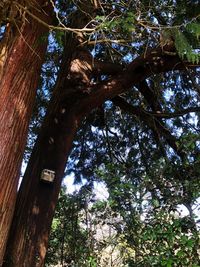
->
{"left": 167, "top": 259, "right": 173, "bottom": 267}
{"left": 173, "top": 29, "right": 200, "bottom": 63}
{"left": 186, "top": 22, "right": 200, "bottom": 39}
{"left": 54, "top": 30, "right": 65, "bottom": 47}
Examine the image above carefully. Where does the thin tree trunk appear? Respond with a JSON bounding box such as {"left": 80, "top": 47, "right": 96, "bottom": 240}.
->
{"left": 0, "top": 1, "right": 52, "bottom": 264}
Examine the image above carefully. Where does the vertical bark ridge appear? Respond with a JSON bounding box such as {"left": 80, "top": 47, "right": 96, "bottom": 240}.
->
{"left": 0, "top": 1, "right": 52, "bottom": 264}
{"left": 3, "top": 3, "right": 98, "bottom": 266}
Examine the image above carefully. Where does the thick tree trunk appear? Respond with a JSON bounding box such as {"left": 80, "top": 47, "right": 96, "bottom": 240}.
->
{"left": 0, "top": 1, "right": 52, "bottom": 264}
{"left": 3, "top": 3, "right": 98, "bottom": 266}
{"left": 3, "top": 109, "right": 80, "bottom": 267}
{"left": 3, "top": 43, "right": 92, "bottom": 266}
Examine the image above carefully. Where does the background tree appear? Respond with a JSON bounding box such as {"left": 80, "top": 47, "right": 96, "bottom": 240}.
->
{"left": 0, "top": 0, "right": 200, "bottom": 266}
{"left": 45, "top": 175, "right": 199, "bottom": 266}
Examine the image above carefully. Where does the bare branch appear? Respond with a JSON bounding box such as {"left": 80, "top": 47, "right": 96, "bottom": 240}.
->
{"left": 14, "top": 1, "right": 97, "bottom": 34}
{"left": 149, "top": 108, "right": 200, "bottom": 118}
{"left": 112, "top": 97, "right": 200, "bottom": 119}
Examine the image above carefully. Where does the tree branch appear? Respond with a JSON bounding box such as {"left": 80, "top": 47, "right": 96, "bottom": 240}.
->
{"left": 149, "top": 107, "right": 200, "bottom": 118}
{"left": 75, "top": 45, "right": 200, "bottom": 118}
{"left": 111, "top": 96, "right": 186, "bottom": 159}
{"left": 56, "top": 44, "right": 198, "bottom": 138}
{"left": 112, "top": 97, "right": 200, "bottom": 119}
{"left": 92, "top": 58, "right": 124, "bottom": 76}
{"left": 138, "top": 80, "right": 162, "bottom": 112}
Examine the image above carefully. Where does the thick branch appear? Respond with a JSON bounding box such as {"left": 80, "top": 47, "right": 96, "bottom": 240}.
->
{"left": 92, "top": 59, "right": 124, "bottom": 76}
{"left": 61, "top": 46, "right": 200, "bottom": 159}
{"left": 75, "top": 46, "right": 200, "bottom": 118}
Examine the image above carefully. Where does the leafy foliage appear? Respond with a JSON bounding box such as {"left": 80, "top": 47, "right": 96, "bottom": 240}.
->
{"left": 174, "top": 26, "right": 200, "bottom": 63}
{"left": 46, "top": 187, "right": 91, "bottom": 266}
{"left": 46, "top": 178, "right": 200, "bottom": 266}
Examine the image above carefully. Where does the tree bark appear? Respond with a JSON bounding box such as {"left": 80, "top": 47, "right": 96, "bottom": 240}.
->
{"left": 3, "top": 39, "right": 95, "bottom": 266}
{"left": 0, "top": 1, "right": 52, "bottom": 264}
{"left": 3, "top": 3, "right": 98, "bottom": 266}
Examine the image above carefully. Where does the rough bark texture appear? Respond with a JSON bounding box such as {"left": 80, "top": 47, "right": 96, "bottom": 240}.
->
{"left": 3, "top": 4, "right": 97, "bottom": 266}
{"left": 0, "top": 1, "right": 52, "bottom": 264}
{"left": 3, "top": 38, "right": 93, "bottom": 266}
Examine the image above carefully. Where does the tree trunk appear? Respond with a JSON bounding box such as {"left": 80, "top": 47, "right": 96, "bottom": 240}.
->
{"left": 0, "top": 1, "right": 52, "bottom": 264}
{"left": 2, "top": 42, "right": 93, "bottom": 266}
{"left": 3, "top": 3, "right": 98, "bottom": 266}
{"left": 2, "top": 42, "right": 132, "bottom": 266}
